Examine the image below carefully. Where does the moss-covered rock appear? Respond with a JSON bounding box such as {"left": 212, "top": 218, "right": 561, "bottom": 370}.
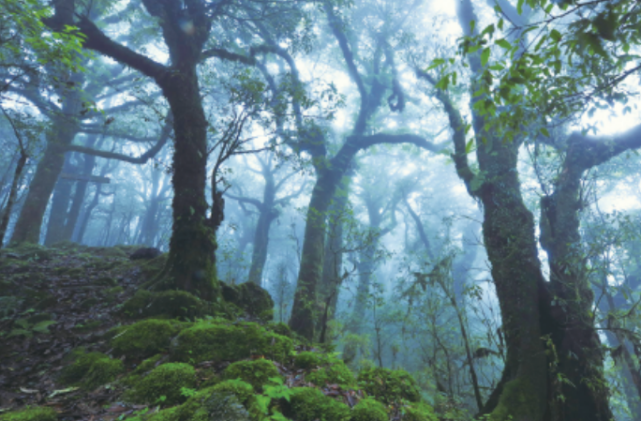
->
{"left": 0, "top": 407, "right": 58, "bottom": 421}
{"left": 146, "top": 407, "right": 180, "bottom": 421}
{"left": 176, "top": 380, "right": 261, "bottom": 421}
{"left": 401, "top": 402, "right": 438, "bottom": 421}
{"left": 350, "top": 398, "right": 388, "bottom": 421}
{"left": 294, "top": 351, "right": 355, "bottom": 387}
{"left": 59, "top": 351, "right": 123, "bottom": 390}
{"left": 357, "top": 367, "right": 421, "bottom": 404}
{"left": 267, "top": 322, "right": 293, "bottom": 338}
{"left": 3, "top": 243, "right": 53, "bottom": 262}
{"left": 111, "top": 319, "right": 181, "bottom": 360}
{"left": 221, "top": 282, "right": 274, "bottom": 322}
{"left": 282, "top": 387, "right": 350, "bottom": 421}
{"left": 128, "top": 363, "right": 196, "bottom": 405}
{"left": 121, "top": 290, "right": 208, "bottom": 320}
{"left": 171, "top": 320, "right": 293, "bottom": 364}
{"left": 222, "top": 359, "right": 280, "bottom": 391}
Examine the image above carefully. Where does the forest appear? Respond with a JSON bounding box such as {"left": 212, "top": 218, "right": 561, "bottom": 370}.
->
{"left": 1, "top": 0, "right": 641, "bottom": 420}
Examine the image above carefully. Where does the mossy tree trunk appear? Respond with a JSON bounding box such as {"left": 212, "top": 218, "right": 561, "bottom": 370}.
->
{"left": 63, "top": 0, "right": 220, "bottom": 300}
{"left": 420, "top": 1, "right": 638, "bottom": 418}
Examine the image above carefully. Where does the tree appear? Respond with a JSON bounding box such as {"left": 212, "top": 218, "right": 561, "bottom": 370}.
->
{"left": 418, "top": 0, "right": 641, "bottom": 418}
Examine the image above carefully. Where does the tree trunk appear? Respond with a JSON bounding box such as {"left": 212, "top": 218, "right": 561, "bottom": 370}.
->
{"left": 0, "top": 151, "right": 28, "bottom": 247}
{"left": 160, "top": 65, "right": 219, "bottom": 301}
{"left": 290, "top": 166, "right": 341, "bottom": 340}
{"left": 10, "top": 108, "right": 80, "bottom": 244}
{"left": 44, "top": 155, "right": 75, "bottom": 246}
{"left": 248, "top": 167, "right": 277, "bottom": 285}
{"left": 63, "top": 138, "right": 99, "bottom": 242}
{"left": 319, "top": 176, "right": 350, "bottom": 321}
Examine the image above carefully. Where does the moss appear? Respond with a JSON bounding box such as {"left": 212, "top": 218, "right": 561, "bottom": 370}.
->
{"left": 111, "top": 319, "right": 181, "bottom": 360}
{"left": 3, "top": 243, "right": 53, "bottom": 262}
{"left": 89, "top": 246, "right": 129, "bottom": 258}
{"left": 139, "top": 254, "right": 168, "bottom": 281}
{"left": 350, "top": 398, "right": 387, "bottom": 421}
{"left": 268, "top": 322, "right": 293, "bottom": 338}
{"left": 146, "top": 407, "right": 180, "bottom": 421}
{"left": 221, "top": 282, "right": 274, "bottom": 322}
{"left": 0, "top": 407, "right": 58, "bottom": 421}
{"left": 121, "top": 290, "right": 208, "bottom": 320}
{"left": 294, "top": 351, "right": 322, "bottom": 370}
{"left": 401, "top": 402, "right": 438, "bottom": 421}
{"left": 282, "top": 387, "right": 350, "bottom": 421}
{"left": 357, "top": 367, "right": 421, "bottom": 404}
{"left": 59, "top": 351, "right": 123, "bottom": 390}
{"left": 128, "top": 363, "right": 196, "bottom": 405}
{"left": 135, "top": 354, "right": 164, "bottom": 374}
{"left": 294, "top": 352, "right": 355, "bottom": 387}
{"left": 176, "top": 380, "right": 260, "bottom": 421}
{"left": 222, "top": 359, "right": 280, "bottom": 391}
{"left": 172, "top": 320, "right": 293, "bottom": 364}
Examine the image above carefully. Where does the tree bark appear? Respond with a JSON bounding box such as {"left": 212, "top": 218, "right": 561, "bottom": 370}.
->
{"left": 44, "top": 155, "right": 75, "bottom": 246}
{"left": 0, "top": 151, "right": 27, "bottom": 247}
{"left": 10, "top": 95, "right": 81, "bottom": 244}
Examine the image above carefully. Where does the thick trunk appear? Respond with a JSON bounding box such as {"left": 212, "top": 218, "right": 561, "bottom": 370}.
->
{"left": 160, "top": 66, "right": 219, "bottom": 301}
{"left": 472, "top": 138, "right": 549, "bottom": 421}
{"left": 0, "top": 151, "right": 27, "bottom": 247}
{"left": 540, "top": 160, "right": 614, "bottom": 421}
{"left": 319, "top": 176, "right": 351, "bottom": 319}
{"left": 290, "top": 167, "right": 341, "bottom": 340}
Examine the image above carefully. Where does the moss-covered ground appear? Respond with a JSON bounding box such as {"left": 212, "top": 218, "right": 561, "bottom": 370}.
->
{"left": 0, "top": 243, "right": 438, "bottom": 421}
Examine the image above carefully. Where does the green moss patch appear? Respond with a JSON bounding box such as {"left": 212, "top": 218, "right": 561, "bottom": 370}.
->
{"left": 222, "top": 359, "right": 280, "bottom": 391}
{"left": 294, "top": 351, "right": 355, "bottom": 387}
{"left": 350, "top": 398, "right": 388, "bottom": 421}
{"left": 402, "top": 402, "right": 438, "bottom": 421}
{"left": 111, "top": 319, "right": 181, "bottom": 360}
{"left": 128, "top": 363, "right": 196, "bottom": 405}
{"left": 221, "top": 282, "right": 274, "bottom": 322}
{"left": 171, "top": 320, "right": 293, "bottom": 364}
{"left": 282, "top": 387, "right": 350, "bottom": 421}
{"left": 121, "top": 290, "right": 208, "bottom": 320}
{"left": 0, "top": 407, "right": 58, "bottom": 421}
{"left": 59, "top": 351, "right": 123, "bottom": 390}
{"left": 176, "top": 380, "right": 260, "bottom": 421}
{"left": 357, "top": 367, "right": 421, "bottom": 404}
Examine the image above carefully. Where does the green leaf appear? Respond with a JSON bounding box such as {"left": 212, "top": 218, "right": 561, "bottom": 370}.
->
{"left": 550, "top": 29, "right": 562, "bottom": 43}
{"left": 496, "top": 39, "right": 511, "bottom": 50}
{"left": 465, "top": 138, "right": 475, "bottom": 154}
{"left": 481, "top": 47, "right": 491, "bottom": 67}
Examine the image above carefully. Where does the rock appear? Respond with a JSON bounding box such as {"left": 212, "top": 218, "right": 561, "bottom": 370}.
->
{"left": 130, "top": 247, "right": 162, "bottom": 260}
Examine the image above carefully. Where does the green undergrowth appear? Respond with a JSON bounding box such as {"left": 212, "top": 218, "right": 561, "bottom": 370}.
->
{"left": 0, "top": 407, "right": 58, "bottom": 421}
{"left": 52, "top": 314, "right": 439, "bottom": 421}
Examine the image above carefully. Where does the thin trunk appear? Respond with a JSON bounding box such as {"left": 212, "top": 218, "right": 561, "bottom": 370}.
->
{"left": 63, "top": 138, "right": 99, "bottom": 241}
{"left": 44, "top": 155, "right": 75, "bottom": 246}
{"left": 0, "top": 151, "right": 27, "bottom": 247}
{"left": 248, "top": 168, "right": 277, "bottom": 285}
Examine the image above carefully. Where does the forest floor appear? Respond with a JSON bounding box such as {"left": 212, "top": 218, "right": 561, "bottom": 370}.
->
{"left": 1, "top": 243, "right": 412, "bottom": 421}
{"left": 0, "top": 242, "right": 155, "bottom": 419}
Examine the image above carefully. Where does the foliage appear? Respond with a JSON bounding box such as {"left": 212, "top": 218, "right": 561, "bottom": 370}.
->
{"left": 280, "top": 387, "right": 351, "bottom": 421}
